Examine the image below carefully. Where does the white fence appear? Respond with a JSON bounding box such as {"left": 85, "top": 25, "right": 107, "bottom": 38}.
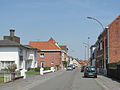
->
{"left": 40, "top": 67, "right": 55, "bottom": 75}
{"left": 4, "top": 74, "right": 11, "bottom": 83}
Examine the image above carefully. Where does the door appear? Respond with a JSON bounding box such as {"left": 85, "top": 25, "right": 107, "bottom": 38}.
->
{"left": 40, "top": 62, "right": 44, "bottom": 68}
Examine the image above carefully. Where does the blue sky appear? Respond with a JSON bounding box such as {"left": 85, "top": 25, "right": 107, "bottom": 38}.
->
{"left": 0, "top": 0, "right": 120, "bottom": 59}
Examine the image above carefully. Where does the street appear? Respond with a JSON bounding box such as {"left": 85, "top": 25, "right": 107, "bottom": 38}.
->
{"left": 29, "top": 68, "right": 104, "bottom": 90}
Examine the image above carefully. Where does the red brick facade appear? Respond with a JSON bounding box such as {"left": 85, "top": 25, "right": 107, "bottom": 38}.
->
{"left": 109, "top": 16, "right": 120, "bottom": 63}
{"left": 37, "top": 51, "right": 61, "bottom": 69}
{"left": 29, "top": 38, "right": 62, "bottom": 70}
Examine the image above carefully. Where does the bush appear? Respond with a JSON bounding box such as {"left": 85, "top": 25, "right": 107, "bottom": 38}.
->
{"left": 44, "top": 67, "right": 50, "bottom": 71}
{"left": 28, "top": 68, "right": 35, "bottom": 71}
{"left": 35, "top": 67, "right": 40, "bottom": 72}
{"left": 63, "top": 61, "right": 67, "bottom": 68}
{"left": 108, "top": 62, "right": 117, "bottom": 69}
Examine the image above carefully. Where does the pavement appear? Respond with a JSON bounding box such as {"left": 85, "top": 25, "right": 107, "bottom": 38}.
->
{"left": 0, "top": 70, "right": 65, "bottom": 90}
{"left": 96, "top": 74, "right": 120, "bottom": 90}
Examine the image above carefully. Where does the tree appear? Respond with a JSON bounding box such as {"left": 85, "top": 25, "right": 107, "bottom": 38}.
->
{"left": 5, "top": 64, "right": 17, "bottom": 81}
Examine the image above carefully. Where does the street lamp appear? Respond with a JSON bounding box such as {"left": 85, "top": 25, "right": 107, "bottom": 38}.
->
{"left": 87, "top": 16, "right": 107, "bottom": 74}
{"left": 87, "top": 17, "right": 104, "bottom": 30}
{"left": 83, "top": 37, "right": 90, "bottom": 61}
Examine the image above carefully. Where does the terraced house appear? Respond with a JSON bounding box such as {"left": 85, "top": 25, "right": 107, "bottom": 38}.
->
{"left": 90, "top": 15, "right": 120, "bottom": 74}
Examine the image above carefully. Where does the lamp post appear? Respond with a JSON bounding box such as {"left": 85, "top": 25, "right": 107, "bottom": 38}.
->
{"left": 87, "top": 16, "right": 107, "bottom": 74}
{"left": 83, "top": 37, "right": 90, "bottom": 61}
{"left": 87, "top": 17, "right": 104, "bottom": 30}
{"left": 84, "top": 46, "right": 87, "bottom": 60}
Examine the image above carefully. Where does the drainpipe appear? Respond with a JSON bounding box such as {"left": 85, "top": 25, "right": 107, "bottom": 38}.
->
{"left": 107, "top": 27, "right": 109, "bottom": 64}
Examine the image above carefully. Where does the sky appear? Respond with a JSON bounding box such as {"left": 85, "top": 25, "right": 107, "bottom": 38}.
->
{"left": 0, "top": 0, "right": 120, "bottom": 60}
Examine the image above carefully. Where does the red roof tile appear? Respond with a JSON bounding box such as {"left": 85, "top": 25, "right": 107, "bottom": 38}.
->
{"left": 29, "top": 41, "right": 61, "bottom": 51}
{"left": 48, "top": 37, "right": 56, "bottom": 43}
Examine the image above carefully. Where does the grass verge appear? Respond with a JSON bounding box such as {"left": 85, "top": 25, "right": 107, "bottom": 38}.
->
{"left": 0, "top": 77, "right": 4, "bottom": 83}
{"left": 26, "top": 71, "right": 40, "bottom": 75}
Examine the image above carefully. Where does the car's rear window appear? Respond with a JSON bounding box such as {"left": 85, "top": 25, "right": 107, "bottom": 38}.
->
{"left": 86, "top": 67, "right": 95, "bottom": 71}
{"left": 90, "top": 68, "right": 95, "bottom": 71}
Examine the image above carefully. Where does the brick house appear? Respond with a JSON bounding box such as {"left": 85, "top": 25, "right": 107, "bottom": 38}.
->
{"left": 29, "top": 37, "right": 62, "bottom": 70}
{"left": 59, "top": 45, "right": 68, "bottom": 69}
{"left": 92, "top": 15, "right": 120, "bottom": 74}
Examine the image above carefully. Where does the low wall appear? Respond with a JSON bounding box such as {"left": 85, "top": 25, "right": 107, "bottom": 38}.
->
{"left": 107, "top": 65, "right": 120, "bottom": 79}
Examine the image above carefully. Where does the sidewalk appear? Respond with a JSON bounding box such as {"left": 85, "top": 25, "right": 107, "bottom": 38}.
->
{"left": 96, "top": 74, "right": 120, "bottom": 90}
{"left": 0, "top": 70, "right": 65, "bottom": 90}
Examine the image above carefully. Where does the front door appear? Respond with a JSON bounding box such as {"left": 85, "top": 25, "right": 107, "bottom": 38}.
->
{"left": 40, "top": 62, "right": 44, "bottom": 68}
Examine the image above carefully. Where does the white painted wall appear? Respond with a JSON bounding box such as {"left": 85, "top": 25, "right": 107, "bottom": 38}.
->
{"left": 0, "top": 47, "right": 19, "bottom": 70}
{"left": 0, "top": 46, "right": 38, "bottom": 71}
{"left": 0, "top": 47, "right": 19, "bottom": 61}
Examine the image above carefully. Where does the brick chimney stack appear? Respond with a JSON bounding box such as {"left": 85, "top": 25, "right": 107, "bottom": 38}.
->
{"left": 10, "top": 29, "right": 15, "bottom": 37}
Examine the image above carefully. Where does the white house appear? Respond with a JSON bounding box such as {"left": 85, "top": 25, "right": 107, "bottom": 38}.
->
{"left": 90, "top": 45, "right": 96, "bottom": 67}
{"left": 0, "top": 40, "right": 38, "bottom": 71}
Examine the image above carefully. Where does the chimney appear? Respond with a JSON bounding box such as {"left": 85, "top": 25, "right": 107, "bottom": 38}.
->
{"left": 10, "top": 29, "right": 15, "bottom": 37}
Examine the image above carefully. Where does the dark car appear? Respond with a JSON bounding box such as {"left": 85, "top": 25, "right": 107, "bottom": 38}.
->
{"left": 66, "top": 65, "right": 73, "bottom": 71}
{"left": 81, "top": 66, "right": 86, "bottom": 72}
{"left": 84, "top": 66, "right": 97, "bottom": 78}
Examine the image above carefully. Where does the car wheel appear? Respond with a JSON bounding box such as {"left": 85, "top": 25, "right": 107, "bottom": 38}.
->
{"left": 95, "top": 76, "right": 97, "bottom": 78}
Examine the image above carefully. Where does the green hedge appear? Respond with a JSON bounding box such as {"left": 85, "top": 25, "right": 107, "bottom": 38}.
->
{"left": 108, "top": 61, "right": 120, "bottom": 69}
{"left": 34, "top": 67, "right": 51, "bottom": 72}
{"left": 34, "top": 67, "right": 40, "bottom": 72}
{"left": 44, "top": 67, "right": 51, "bottom": 71}
{"left": 0, "top": 77, "right": 4, "bottom": 83}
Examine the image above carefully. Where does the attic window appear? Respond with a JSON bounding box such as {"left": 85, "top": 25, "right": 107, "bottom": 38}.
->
{"left": 40, "top": 53, "right": 44, "bottom": 58}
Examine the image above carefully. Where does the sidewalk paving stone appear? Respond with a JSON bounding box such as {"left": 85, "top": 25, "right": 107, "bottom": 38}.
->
{"left": 96, "top": 75, "right": 120, "bottom": 90}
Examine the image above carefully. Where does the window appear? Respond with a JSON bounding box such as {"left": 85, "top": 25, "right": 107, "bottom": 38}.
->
{"left": 1, "top": 61, "right": 15, "bottom": 68}
{"left": 100, "top": 42, "right": 103, "bottom": 50}
{"left": 1, "top": 61, "right": 4, "bottom": 67}
{"left": 20, "top": 56, "right": 23, "bottom": 61}
{"left": 40, "top": 53, "right": 44, "bottom": 58}
{"left": 40, "top": 62, "right": 44, "bottom": 68}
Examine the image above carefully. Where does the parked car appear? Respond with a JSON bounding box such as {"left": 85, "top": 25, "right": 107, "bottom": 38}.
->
{"left": 66, "top": 65, "right": 73, "bottom": 71}
{"left": 72, "top": 64, "right": 76, "bottom": 69}
{"left": 81, "top": 66, "right": 86, "bottom": 72}
{"left": 84, "top": 66, "right": 97, "bottom": 78}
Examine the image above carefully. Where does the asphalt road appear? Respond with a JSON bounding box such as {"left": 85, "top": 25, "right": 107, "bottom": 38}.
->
{"left": 29, "top": 68, "right": 105, "bottom": 90}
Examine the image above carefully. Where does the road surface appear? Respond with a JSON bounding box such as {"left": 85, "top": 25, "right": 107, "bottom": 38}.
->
{"left": 29, "top": 68, "right": 104, "bottom": 90}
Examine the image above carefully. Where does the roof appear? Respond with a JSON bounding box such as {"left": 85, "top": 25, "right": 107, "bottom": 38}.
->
{"left": 24, "top": 45, "right": 38, "bottom": 50}
{"left": 75, "top": 59, "right": 82, "bottom": 64}
{"left": 48, "top": 37, "right": 56, "bottom": 43}
{"left": 0, "top": 40, "right": 38, "bottom": 51}
{"left": 0, "top": 40, "right": 21, "bottom": 47}
{"left": 29, "top": 41, "right": 61, "bottom": 51}
{"left": 59, "top": 45, "right": 68, "bottom": 52}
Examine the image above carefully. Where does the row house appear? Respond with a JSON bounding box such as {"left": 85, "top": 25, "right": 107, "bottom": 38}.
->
{"left": 72, "top": 59, "right": 82, "bottom": 67}
{"left": 59, "top": 45, "right": 68, "bottom": 69}
{"left": 29, "top": 37, "right": 68, "bottom": 70}
{"left": 90, "top": 45, "right": 97, "bottom": 67}
{"left": 90, "top": 15, "right": 120, "bottom": 74}
{"left": 0, "top": 30, "right": 38, "bottom": 70}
